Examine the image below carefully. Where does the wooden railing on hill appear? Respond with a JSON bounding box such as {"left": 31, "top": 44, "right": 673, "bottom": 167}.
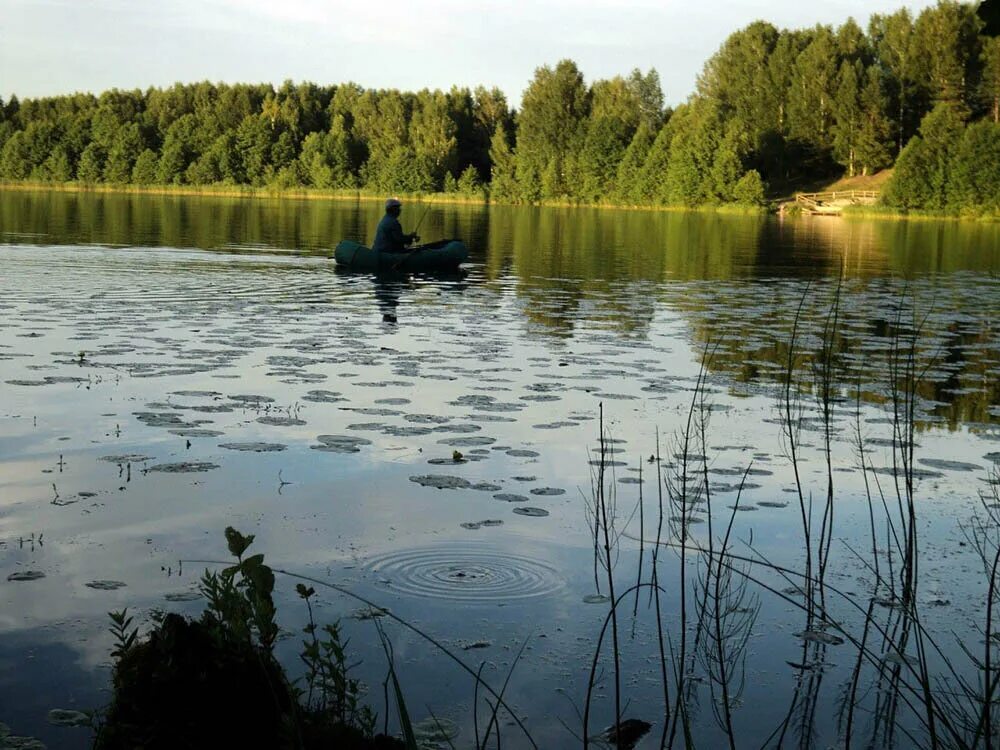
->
{"left": 794, "top": 190, "right": 880, "bottom": 214}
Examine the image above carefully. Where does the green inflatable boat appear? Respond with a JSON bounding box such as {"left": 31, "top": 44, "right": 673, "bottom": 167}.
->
{"left": 334, "top": 239, "right": 469, "bottom": 273}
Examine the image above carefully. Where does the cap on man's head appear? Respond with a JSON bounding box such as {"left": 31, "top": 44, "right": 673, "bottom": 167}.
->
{"left": 385, "top": 197, "right": 402, "bottom": 210}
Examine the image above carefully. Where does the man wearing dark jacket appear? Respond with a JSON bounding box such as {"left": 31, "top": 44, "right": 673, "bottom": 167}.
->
{"left": 372, "top": 197, "right": 418, "bottom": 252}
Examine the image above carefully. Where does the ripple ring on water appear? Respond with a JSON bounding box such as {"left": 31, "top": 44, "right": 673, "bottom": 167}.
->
{"left": 365, "top": 545, "right": 562, "bottom": 603}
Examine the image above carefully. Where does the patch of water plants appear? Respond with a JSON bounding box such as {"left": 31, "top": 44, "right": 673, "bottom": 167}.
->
{"left": 92, "top": 528, "right": 404, "bottom": 750}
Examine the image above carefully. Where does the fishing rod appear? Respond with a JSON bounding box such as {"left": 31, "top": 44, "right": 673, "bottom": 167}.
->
{"left": 410, "top": 204, "right": 431, "bottom": 241}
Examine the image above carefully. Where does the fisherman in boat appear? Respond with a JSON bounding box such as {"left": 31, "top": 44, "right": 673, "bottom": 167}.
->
{"left": 371, "top": 197, "right": 419, "bottom": 253}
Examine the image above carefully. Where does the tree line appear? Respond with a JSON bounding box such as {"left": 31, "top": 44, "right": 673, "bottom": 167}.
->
{"left": 0, "top": 0, "right": 998, "bottom": 210}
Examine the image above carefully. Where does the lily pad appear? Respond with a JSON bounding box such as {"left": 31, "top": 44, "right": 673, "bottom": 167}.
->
{"left": 513, "top": 507, "right": 550, "bottom": 517}
{"left": 7, "top": 570, "right": 45, "bottom": 582}
{"left": 437, "top": 436, "right": 496, "bottom": 447}
{"left": 218, "top": 442, "right": 287, "bottom": 452}
{"left": 797, "top": 630, "right": 844, "bottom": 646}
{"left": 85, "top": 580, "right": 126, "bottom": 590}
{"left": 494, "top": 493, "right": 529, "bottom": 502}
{"left": 506, "top": 449, "right": 540, "bottom": 458}
{"left": 47, "top": 709, "right": 91, "bottom": 727}
{"left": 256, "top": 416, "right": 307, "bottom": 427}
{"left": 99, "top": 454, "right": 153, "bottom": 463}
{"left": 146, "top": 462, "right": 219, "bottom": 473}
{"left": 409, "top": 475, "right": 473, "bottom": 490}
{"left": 530, "top": 487, "right": 565, "bottom": 496}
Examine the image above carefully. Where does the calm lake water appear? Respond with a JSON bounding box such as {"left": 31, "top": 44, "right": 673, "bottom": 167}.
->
{"left": 1, "top": 189, "right": 999, "bottom": 748}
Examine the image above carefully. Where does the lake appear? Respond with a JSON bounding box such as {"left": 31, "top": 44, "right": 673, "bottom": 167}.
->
{"left": 1, "top": 189, "right": 999, "bottom": 749}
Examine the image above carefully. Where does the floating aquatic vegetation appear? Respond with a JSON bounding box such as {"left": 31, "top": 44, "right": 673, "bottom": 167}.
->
{"left": 347, "top": 407, "right": 403, "bottom": 416}
{"left": 170, "top": 390, "right": 221, "bottom": 397}
{"left": 384, "top": 425, "right": 435, "bottom": 437}
{"left": 619, "top": 477, "right": 644, "bottom": 484}
{"left": 534, "top": 421, "right": 578, "bottom": 430}
{"left": 256, "top": 416, "right": 307, "bottom": 427}
{"left": 311, "top": 435, "right": 372, "bottom": 453}
{"left": 427, "top": 457, "right": 468, "bottom": 465}
{"left": 85, "top": 580, "right": 127, "bottom": 590}
{"left": 404, "top": 414, "right": 451, "bottom": 424}
{"left": 218, "top": 442, "right": 287, "bottom": 452}
{"left": 433, "top": 423, "right": 481, "bottom": 434}
{"left": 758, "top": 501, "right": 789, "bottom": 508}
{"left": 227, "top": 394, "right": 275, "bottom": 404}
{"left": 99, "top": 454, "right": 153, "bottom": 463}
{"left": 6, "top": 570, "right": 45, "bottom": 581}
{"left": 437, "top": 436, "right": 496, "bottom": 447}
{"left": 146, "top": 462, "right": 220, "bottom": 473}
{"left": 133, "top": 411, "right": 190, "bottom": 428}
{"left": 163, "top": 591, "right": 202, "bottom": 602}
{"left": 409, "top": 475, "right": 473, "bottom": 490}
{"left": 506, "top": 449, "right": 540, "bottom": 458}
{"left": 494, "top": 493, "right": 529, "bottom": 503}
{"left": 345, "top": 422, "right": 385, "bottom": 432}
{"left": 797, "top": 630, "right": 845, "bottom": 646}
{"left": 300, "top": 390, "right": 347, "bottom": 403}
{"left": 513, "top": 507, "right": 550, "bottom": 517}
{"left": 47, "top": 708, "right": 91, "bottom": 727}
{"left": 185, "top": 404, "right": 235, "bottom": 413}
{"left": 917, "top": 457, "right": 983, "bottom": 472}
{"left": 169, "top": 428, "right": 225, "bottom": 437}
{"left": 529, "top": 487, "right": 565, "bottom": 496}
{"left": 469, "top": 481, "right": 502, "bottom": 492}
{"left": 375, "top": 397, "right": 410, "bottom": 405}
{"left": 583, "top": 594, "right": 612, "bottom": 604}
{"left": 461, "top": 519, "right": 504, "bottom": 530}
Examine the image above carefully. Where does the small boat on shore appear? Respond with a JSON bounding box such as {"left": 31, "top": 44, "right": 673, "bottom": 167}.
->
{"left": 334, "top": 239, "right": 469, "bottom": 273}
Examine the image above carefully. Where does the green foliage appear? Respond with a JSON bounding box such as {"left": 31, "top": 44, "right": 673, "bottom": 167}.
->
{"left": 732, "top": 169, "right": 767, "bottom": 205}
{"left": 516, "top": 59, "right": 590, "bottom": 199}
{"left": 487, "top": 123, "right": 517, "bottom": 201}
{"left": 131, "top": 149, "right": 158, "bottom": 184}
{"left": 1, "top": 16, "right": 999, "bottom": 212}
{"left": 947, "top": 120, "right": 1000, "bottom": 209}
{"left": 104, "top": 123, "right": 144, "bottom": 183}
{"left": 614, "top": 121, "right": 654, "bottom": 203}
{"left": 77, "top": 143, "right": 105, "bottom": 183}
{"left": 98, "top": 527, "right": 398, "bottom": 749}
{"left": 884, "top": 102, "right": 966, "bottom": 209}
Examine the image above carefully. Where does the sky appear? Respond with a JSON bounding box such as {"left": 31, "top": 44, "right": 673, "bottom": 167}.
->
{"left": 1, "top": 0, "right": 939, "bottom": 106}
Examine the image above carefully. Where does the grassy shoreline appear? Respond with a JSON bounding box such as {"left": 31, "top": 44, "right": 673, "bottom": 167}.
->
{"left": 0, "top": 179, "right": 766, "bottom": 215}
{"left": 6, "top": 179, "right": 1000, "bottom": 222}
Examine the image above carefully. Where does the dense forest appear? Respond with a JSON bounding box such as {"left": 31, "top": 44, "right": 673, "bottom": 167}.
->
{"left": 1, "top": 0, "right": 999, "bottom": 211}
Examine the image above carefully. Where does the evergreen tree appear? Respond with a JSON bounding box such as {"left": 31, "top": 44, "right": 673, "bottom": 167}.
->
{"left": 637, "top": 111, "right": 681, "bottom": 203}
{"left": 132, "top": 149, "right": 159, "bottom": 184}
{"left": 104, "top": 123, "right": 144, "bottom": 183}
{"left": 487, "top": 123, "right": 517, "bottom": 201}
{"left": 832, "top": 61, "right": 862, "bottom": 176}
{"left": 884, "top": 102, "right": 965, "bottom": 208}
{"left": 577, "top": 116, "right": 631, "bottom": 202}
{"left": 515, "top": 60, "right": 590, "bottom": 199}
{"left": 911, "top": 1, "right": 982, "bottom": 109}
{"left": 869, "top": 9, "right": 916, "bottom": 153}
{"left": 614, "top": 121, "right": 654, "bottom": 203}
{"left": 76, "top": 143, "right": 105, "bottom": 183}
{"left": 947, "top": 119, "right": 1000, "bottom": 209}
{"left": 855, "top": 68, "right": 894, "bottom": 174}
{"left": 0, "top": 131, "right": 30, "bottom": 179}
{"left": 732, "top": 169, "right": 767, "bottom": 205}
{"left": 409, "top": 91, "right": 458, "bottom": 190}
{"left": 982, "top": 36, "right": 1000, "bottom": 122}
